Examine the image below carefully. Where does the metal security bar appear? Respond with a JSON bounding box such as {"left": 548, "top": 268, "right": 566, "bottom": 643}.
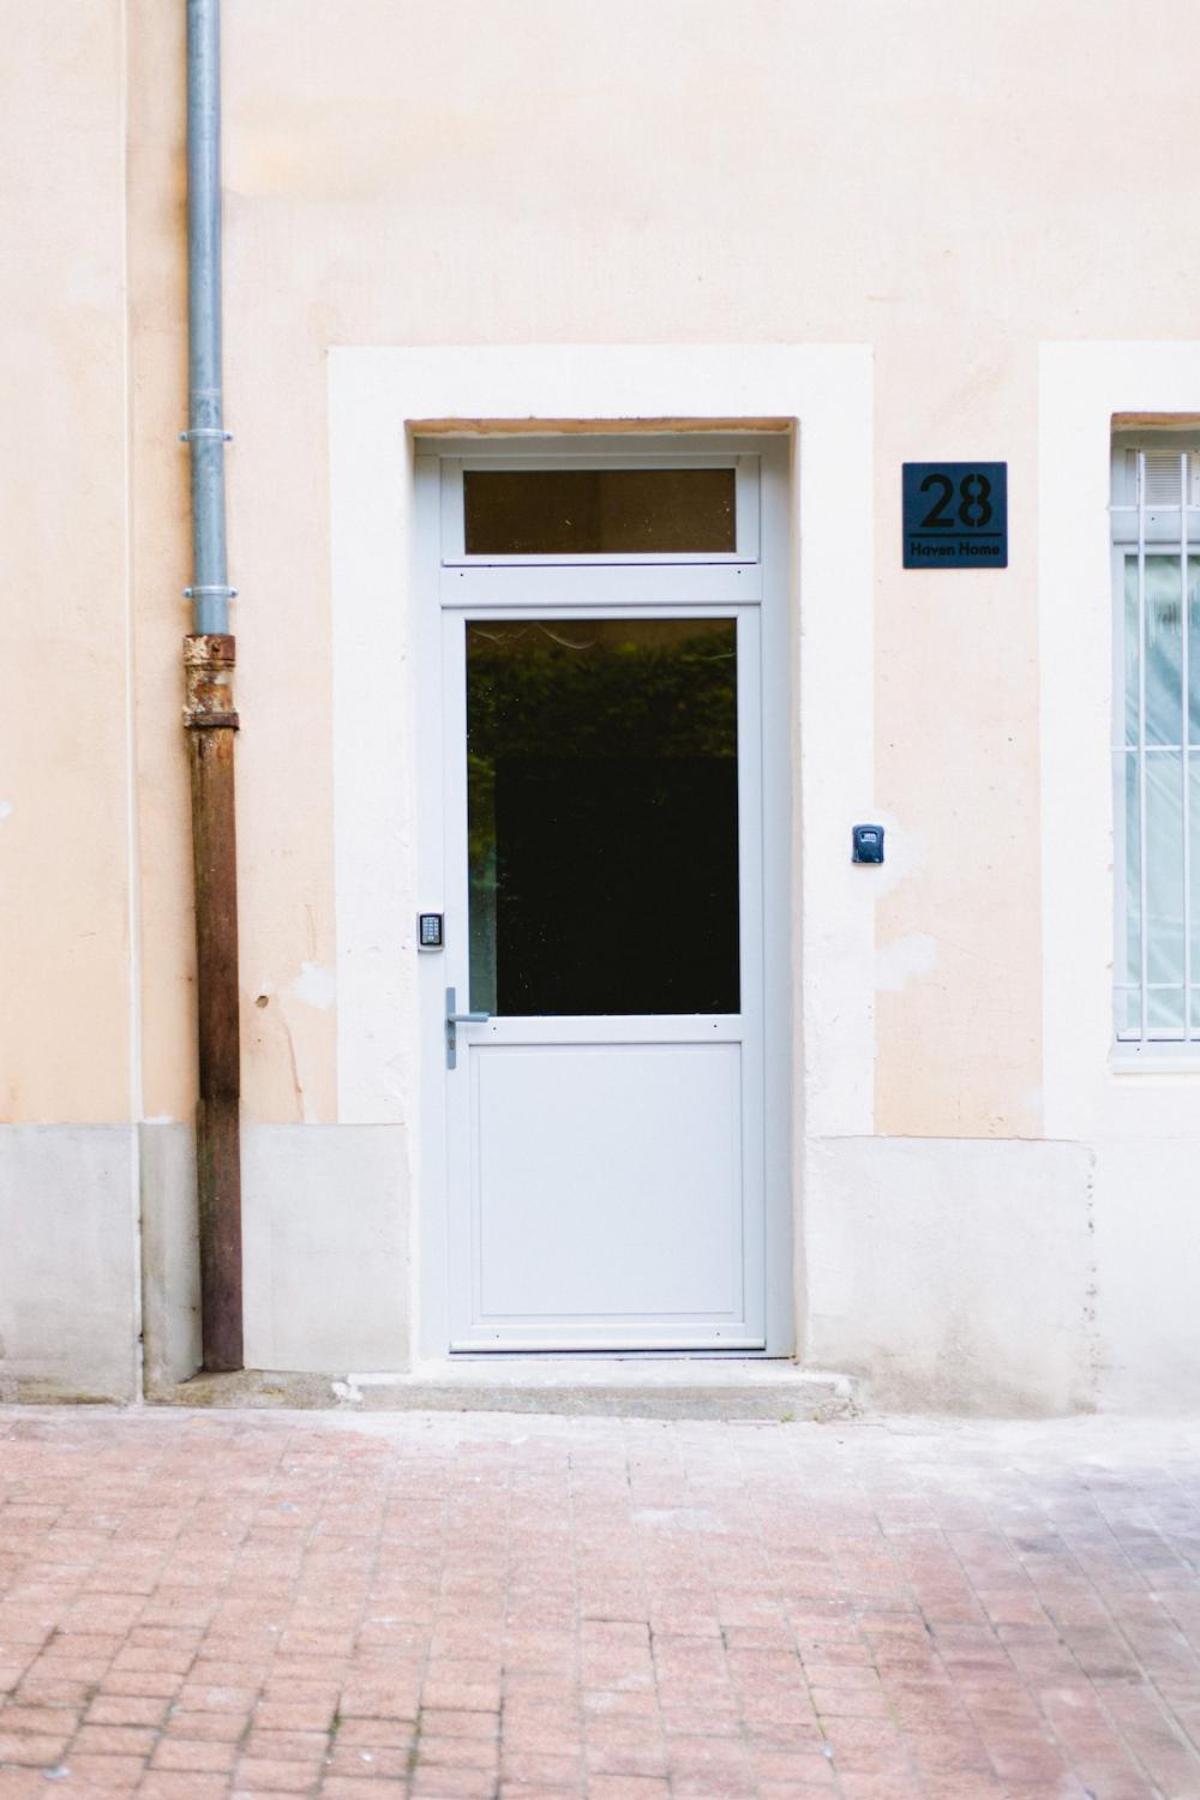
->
{"left": 1111, "top": 442, "right": 1200, "bottom": 1051}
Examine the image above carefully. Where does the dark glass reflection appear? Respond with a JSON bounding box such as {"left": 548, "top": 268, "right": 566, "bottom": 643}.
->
{"left": 467, "top": 618, "right": 739, "bottom": 1016}
{"left": 463, "top": 468, "right": 736, "bottom": 555}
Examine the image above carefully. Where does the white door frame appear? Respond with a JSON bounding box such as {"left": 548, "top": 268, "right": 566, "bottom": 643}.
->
{"left": 328, "top": 343, "right": 877, "bottom": 1370}
{"left": 417, "top": 434, "right": 793, "bottom": 1355}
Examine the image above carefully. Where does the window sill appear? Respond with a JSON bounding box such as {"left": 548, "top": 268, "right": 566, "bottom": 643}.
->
{"left": 1111, "top": 1052, "right": 1200, "bottom": 1075}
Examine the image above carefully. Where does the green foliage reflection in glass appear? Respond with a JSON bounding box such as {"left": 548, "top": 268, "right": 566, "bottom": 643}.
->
{"left": 466, "top": 618, "right": 739, "bottom": 1017}
{"left": 463, "top": 467, "right": 736, "bottom": 556}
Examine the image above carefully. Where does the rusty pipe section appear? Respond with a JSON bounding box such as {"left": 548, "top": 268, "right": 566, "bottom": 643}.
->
{"left": 183, "top": 635, "right": 243, "bottom": 1371}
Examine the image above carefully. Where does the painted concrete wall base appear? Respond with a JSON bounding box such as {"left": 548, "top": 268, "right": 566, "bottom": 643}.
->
{"left": 139, "top": 1122, "right": 201, "bottom": 1391}
{"left": 1091, "top": 1135, "right": 1200, "bottom": 1414}
{"left": 242, "top": 1124, "right": 410, "bottom": 1374}
{"left": 804, "top": 1137, "right": 1096, "bottom": 1416}
{"left": 140, "top": 1122, "right": 411, "bottom": 1384}
{"left": 0, "top": 1126, "right": 138, "bottom": 1403}
{"left": 7, "top": 1122, "right": 1196, "bottom": 1413}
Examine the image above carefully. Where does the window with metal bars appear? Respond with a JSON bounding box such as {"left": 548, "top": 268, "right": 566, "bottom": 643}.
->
{"left": 1111, "top": 434, "right": 1200, "bottom": 1051}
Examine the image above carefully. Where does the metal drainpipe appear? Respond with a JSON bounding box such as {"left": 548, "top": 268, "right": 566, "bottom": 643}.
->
{"left": 182, "top": 0, "right": 243, "bottom": 1372}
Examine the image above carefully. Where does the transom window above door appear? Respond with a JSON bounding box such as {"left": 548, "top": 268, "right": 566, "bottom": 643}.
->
{"left": 439, "top": 445, "right": 761, "bottom": 569}
{"left": 463, "top": 467, "right": 736, "bottom": 556}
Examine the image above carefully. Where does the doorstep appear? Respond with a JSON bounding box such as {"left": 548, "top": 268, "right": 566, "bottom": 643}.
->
{"left": 150, "top": 1359, "right": 861, "bottom": 1421}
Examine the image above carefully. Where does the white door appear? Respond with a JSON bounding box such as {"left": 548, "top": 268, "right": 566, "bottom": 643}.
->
{"left": 426, "top": 445, "right": 783, "bottom": 1352}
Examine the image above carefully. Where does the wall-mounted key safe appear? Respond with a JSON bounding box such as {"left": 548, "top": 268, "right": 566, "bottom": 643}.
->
{"left": 852, "top": 824, "right": 885, "bottom": 864}
{"left": 418, "top": 912, "right": 444, "bottom": 950}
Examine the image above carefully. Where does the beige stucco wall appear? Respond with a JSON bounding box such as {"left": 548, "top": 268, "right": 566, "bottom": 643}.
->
{"left": 0, "top": 2, "right": 139, "bottom": 1397}
{"left": 0, "top": 0, "right": 132, "bottom": 1126}
{"left": 117, "top": 0, "right": 1199, "bottom": 1140}
{"left": 11, "top": 0, "right": 1200, "bottom": 1135}
{"left": 6, "top": 0, "right": 1200, "bottom": 1403}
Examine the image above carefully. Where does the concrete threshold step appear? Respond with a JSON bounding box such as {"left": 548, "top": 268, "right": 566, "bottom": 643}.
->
{"left": 153, "top": 1359, "right": 860, "bottom": 1422}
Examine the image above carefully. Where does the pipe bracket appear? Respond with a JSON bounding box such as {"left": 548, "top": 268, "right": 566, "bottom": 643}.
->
{"left": 183, "top": 633, "right": 239, "bottom": 731}
{"left": 179, "top": 428, "right": 234, "bottom": 442}
{"left": 185, "top": 711, "right": 240, "bottom": 731}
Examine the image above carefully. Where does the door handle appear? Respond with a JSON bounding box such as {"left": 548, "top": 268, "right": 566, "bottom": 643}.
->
{"left": 445, "top": 987, "right": 492, "bottom": 1069}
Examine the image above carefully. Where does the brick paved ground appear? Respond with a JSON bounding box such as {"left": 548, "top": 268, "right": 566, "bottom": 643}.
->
{"left": 1, "top": 1410, "right": 1200, "bottom": 1799}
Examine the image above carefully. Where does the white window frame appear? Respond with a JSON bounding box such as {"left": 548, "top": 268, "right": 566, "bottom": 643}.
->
{"left": 439, "top": 445, "right": 761, "bottom": 567}
{"left": 437, "top": 436, "right": 764, "bottom": 606}
{"left": 1110, "top": 432, "right": 1200, "bottom": 1059}
{"left": 1041, "top": 346, "right": 1200, "bottom": 1146}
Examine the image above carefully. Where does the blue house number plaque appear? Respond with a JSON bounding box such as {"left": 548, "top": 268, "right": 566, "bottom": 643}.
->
{"left": 903, "top": 462, "right": 1007, "bottom": 568}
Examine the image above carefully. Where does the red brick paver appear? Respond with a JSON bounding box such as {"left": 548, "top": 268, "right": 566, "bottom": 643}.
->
{"left": 2, "top": 1410, "right": 1200, "bottom": 1796}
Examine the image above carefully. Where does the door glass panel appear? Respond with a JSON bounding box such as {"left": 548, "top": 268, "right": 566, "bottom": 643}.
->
{"left": 467, "top": 617, "right": 739, "bottom": 1015}
{"left": 463, "top": 468, "right": 736, "bottom": 555}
